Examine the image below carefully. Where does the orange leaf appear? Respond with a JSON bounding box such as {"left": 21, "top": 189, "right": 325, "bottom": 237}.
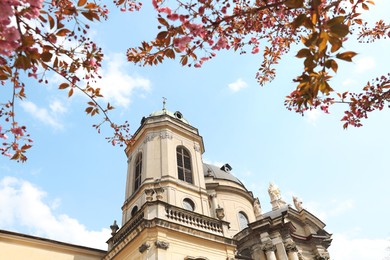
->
{"left": 78, "top": 0, "right": 87, "bottom": 6}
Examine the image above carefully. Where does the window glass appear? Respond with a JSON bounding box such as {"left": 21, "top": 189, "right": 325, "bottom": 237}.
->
{"left": 134, "top": 153, "right": 142, "bottom": 191}
{"left": 183, "top": 198, "right": 195, "bottom": 211}
{"left": 238, "top": 211, "right": 249, "bottom": 231}
{"left": 176, "top": 147, "right": 193, "bottom": 184}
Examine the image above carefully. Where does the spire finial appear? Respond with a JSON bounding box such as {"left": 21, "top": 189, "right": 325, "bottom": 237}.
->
{"left": 162, "top": 97, "right": 167, "bottom": 112}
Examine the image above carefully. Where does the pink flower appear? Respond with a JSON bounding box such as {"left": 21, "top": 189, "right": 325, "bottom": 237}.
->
{"left": 11, "top": 127, "right": 24, "bottom": 136}
{"left": 173, "top": 36, "right": 193, "bottom": 52}
{"left": 167, "top": 13, "right": 179, "bottom": 21}
{"left": 157, "top": 7, "right": 172, "bottom": 15}
{"left": 251, "top": 46, "right": 259, "bottom": 54}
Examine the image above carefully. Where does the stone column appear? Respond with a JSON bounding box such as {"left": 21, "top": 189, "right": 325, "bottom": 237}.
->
{"left": 262, "top": 243, "right": 277, "bottom": 260}
{"left": 284, "top": 238, "right": 299, "bottom": 260}
{"left": 209, "top": 193, "right": 218, "bottom": 218}
{"left": 252, "top": 245, "right": 267, "bottom": 260}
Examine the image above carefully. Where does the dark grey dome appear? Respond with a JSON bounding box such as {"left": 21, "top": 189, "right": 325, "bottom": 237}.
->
{"left": 203, "top": 163, "right": 245, "bottom": 187}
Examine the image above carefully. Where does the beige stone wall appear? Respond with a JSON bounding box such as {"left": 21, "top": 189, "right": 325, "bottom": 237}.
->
{"left": 0, "top": 231, "right": 105, "bottom": 260}
{"left": 110, "top": 226, "right": 235, "bottom": 260}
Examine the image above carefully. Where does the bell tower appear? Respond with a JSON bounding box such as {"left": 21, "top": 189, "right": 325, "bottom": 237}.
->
{"left": 104, "top": 106, "right": 235, "bottom": 260}
{"left": 121, "top": 107, "right": 209, "bottom": 224}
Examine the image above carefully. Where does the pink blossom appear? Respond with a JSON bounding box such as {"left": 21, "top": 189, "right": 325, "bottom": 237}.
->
{"left": 167, "top": 13, "right": 179, "bottom": 21}
{"left": 157, "top": 7, "right": 172, "bottom": 15}
{"left": 11, "top": 127, "right": 24, "bottom": 136}
{"left": 251, "top": 46, "right": 260, "bottom": 54}
{"left": 173, "top": 36, "right": 193, "bottom": 52}
{"left": 212, "top": 37, "right": 228, "bottom": 50}
{"left": 194, "top": 63, "right": 201, "bottom": 68}
{"left": 152, "top": 0, "right": 158, "bottom": 9}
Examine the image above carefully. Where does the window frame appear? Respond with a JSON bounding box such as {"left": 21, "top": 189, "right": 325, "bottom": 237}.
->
{"left": 176, "top": 146, "right": 193, "bottom": 184}
{"left": 238, "top": 211, "right": 249, "bottom": 231}
{"left": 134, "top": 153, "right": 142, "bottom": 191}
{"left": 183, "top": 198, "right": 195, "bottom": 211}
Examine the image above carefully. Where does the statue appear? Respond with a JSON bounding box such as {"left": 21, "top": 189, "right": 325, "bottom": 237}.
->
{"left": 292, "top": 196, "right": 303, "bottom": 212}
{"left": 268, "top": 183, "right": 281, "bottom": 201}
{"left": 253, "top": 197, "right": 262, "bottom": 219}
{"left": 268, "top": 183, "right": 286, "bottom": 210}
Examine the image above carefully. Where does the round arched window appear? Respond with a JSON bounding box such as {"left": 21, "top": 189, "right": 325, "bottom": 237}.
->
{"left": 131, "top": 206, "right": 138, "bottom": 217}
{"left": 183, "top": 198, "right": 195, "bottom": 211}
{"left": 238, "top": 211, "right": 249, "bottom": 231}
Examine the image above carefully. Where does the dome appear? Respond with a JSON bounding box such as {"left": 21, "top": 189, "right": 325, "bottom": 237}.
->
{"left": 149, "top": 109, "right": 190, "bottom": 125}
{"left": 203, "top": 163, "right": 246, "bottom": 188}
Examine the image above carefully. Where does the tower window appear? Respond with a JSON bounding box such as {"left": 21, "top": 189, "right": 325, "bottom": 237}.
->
{"left": 176, "top": 146, "right": 193, "bottom": 184}
{"left": 183, "top": 198, "right": 195, "bottom": 211}
{"left": 134, "top": 153, "right": 142, "bottom": 191}
{"left": 238, "top": 211, "right": 249, "bottom": 231}
{"left": 131, "top": 206, "right": 138, "bottom": 217}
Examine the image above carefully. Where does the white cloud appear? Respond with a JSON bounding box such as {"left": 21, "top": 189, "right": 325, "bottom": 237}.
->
{"left": 305, "top": 109, "right": 321, "bottom": 125}
{"left": 0, "top": 176, "right": 110, "bottom": 249}
{"left": 355, "top": 56, "right": 376, "bottom": 73}
{"left": 228, "top": 78, "right": 248, "bottom": 92}
{"left": 95, "top": 53, "right": 151, "bottom": 108}
{"left": 20, "top": 100, "right": 67, "bottom": 130}
{"left": 329, "top": 233, "right": 389, "bottom": 260}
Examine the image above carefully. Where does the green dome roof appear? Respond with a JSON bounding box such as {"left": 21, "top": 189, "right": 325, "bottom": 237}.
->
{"left": 149, "top": 109, "right": 190, "bottom": 125}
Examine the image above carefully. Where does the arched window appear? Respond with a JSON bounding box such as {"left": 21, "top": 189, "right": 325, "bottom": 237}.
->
{"left": 238, "top": 211, "right": 249, "bottom": 231}
{"left": 176, "top": 146, "right": 193, "bottom": 184}
{"left": 134, "top": 153, "right": 142, "bottom": 191}
{"left": 131, "top": 206, "right": 138, "bottom": 217}
{"left": 183, "top": 198, "right": 195, "bottom": 211}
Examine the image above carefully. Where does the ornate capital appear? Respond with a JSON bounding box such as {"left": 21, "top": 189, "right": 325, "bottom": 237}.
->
{"left": 315, "top": 252, "right": 330, "bottom": 260}
{"left": 284, "top": 238, "right": 298, "bottom": 253}
{"left": 155, "top": 240, "right": 169, "bottom": 250}
{"left": 159, "top": 131, "right": 173, "bottom": 139}
{"left": 143, "top": 133, "right": 156, "bottom": 143}
{"left": 261, "top": 242, "right": 276, "bottom": 252}
{"left": 154, "top": 187, "right": 165, "bottom": 200}
{"left": 139, "top": 242, "right": 150, "bottom": 253}
{"left": 144, "top": 188, "right": 155, "bottom": 201}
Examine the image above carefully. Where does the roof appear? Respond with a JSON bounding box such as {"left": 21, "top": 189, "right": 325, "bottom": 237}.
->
{"left": 203, "top": 163, "right": 246, "bottom": 188}
{"left": 149, "top": 109, "right": 190, "bottom": 125}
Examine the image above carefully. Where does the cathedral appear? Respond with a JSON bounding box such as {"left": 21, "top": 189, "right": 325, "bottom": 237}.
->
{"left": 0, "top": 107, "right": 332, "bottom": 260}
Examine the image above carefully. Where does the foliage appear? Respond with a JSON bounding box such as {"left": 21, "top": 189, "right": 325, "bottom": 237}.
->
{"left": 0, "top": 0, "right": 389, "bottom": 161}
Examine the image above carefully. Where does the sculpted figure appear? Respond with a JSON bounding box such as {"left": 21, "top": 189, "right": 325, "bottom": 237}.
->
{"left": 293, "top": 196, "right": 303, "bottom": 211}
{"left": 253, "top": 197, "right": 262, "bottom": 218}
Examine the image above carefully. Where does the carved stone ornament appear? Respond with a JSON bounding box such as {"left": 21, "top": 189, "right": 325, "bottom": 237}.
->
{"left": 284, "top": 240, "right": 298, "bottom": 253}
{"left": 215, "top": 207, "right": 225, "bottom": 220}
{"left": 143, "top": 133, "right": 156, "bottom": 144}
{"left": 110, "top": 220, "right": 119, "bottom": 236}
{"left": 144, "top": 188, "right": 155, "bottom": 202}
{"left": 194, "top": 144, "right": 200, "bottom": 152}
{"left": 253, "top": 197, "right": 262, "bottom": 218}
{"left": 160, "top": 131, "right": 173, "bottom": 139}
{"left": 261, "top": 242, "right": 276, "bottom": 252}
{"left": 155, "top": 240, "right": 169, "bottom": 250}
{"left": 139, "top": 242, "right": 150, "bottom": 253}
{"left": 293, "top": 196, "right": 303, "bottom": 212}
{"left": 154, "top": 187, "right": 165, "bottom": 200}
{"left": 315, "top": 252, "right": 330, "bottom": 260}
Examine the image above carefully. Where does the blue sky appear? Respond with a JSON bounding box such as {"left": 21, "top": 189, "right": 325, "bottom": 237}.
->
{"left": 1, "top": 1, "right": 390, "bottom": 259}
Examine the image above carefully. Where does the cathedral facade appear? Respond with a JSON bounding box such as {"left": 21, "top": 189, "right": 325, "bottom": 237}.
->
{"left": 0, "top": 108, "right": 332, "bottom": 260}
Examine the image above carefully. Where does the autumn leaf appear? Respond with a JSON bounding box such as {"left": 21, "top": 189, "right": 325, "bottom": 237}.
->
{"left": 336, "top": 51, "right": 358, "bottom": 62}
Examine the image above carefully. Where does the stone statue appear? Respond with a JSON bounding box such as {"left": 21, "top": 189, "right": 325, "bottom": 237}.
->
{"left": 268, "top": 183, "right": 286, "bottom": 210}
{"left": 268, "top": 183, "right": 281, "bottom": 201}
{"left": 253, "top": 197, "right": 262, "bottom": 219}
{"left": 293, "top": 196, "right": 303, "bottom": 212}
